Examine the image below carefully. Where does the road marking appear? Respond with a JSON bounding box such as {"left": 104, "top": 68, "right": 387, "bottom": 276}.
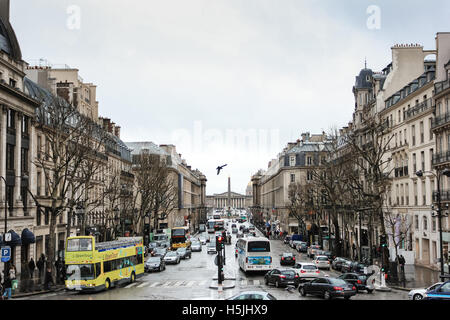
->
{"left": 149, "top": 282, "right": 160, "bottom": 287}
{"left": 161, "top": 281, "right": 173, "bottom": 287}
{"left": 125, "top": 282, "right": 139, "bottom": 289}
{"left": 173, "top": 281, "right": 184, "bottom": 287}
{"left": 137, "top": 282, "right": 149, "bottom": 288}
{"left": 186, "top": 281, "right": 195, "bottom": 287}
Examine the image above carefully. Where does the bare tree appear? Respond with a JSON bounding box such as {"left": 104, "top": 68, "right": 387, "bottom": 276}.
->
{"left": 29, "top": 92, "right": 107, "bottom": 282}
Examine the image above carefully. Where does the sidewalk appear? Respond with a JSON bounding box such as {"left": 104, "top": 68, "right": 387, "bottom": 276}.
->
{"left": 7, "top": 273, "right": 65, "bottom": 299}
{"left": 388, "top": 264, "right": 441, "bottom": 291}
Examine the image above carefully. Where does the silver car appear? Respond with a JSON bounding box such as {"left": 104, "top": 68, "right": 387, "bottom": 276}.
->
{"left": 293, "top": 262, "right": 323, "bottom": 282}
{"left": 314, "top": 255, "right": 331, "bottom": 270}
{"left": 191, "top": 241, "right": 202, "bottom": 252}
{"left": 163, "top": 251, "right": 181, "bottom": 264}
{"left": 408, "top": 282, "right": 443, "bottom": 300}
{"left": 207, "top": 242, "right": 217, "bottom": 254}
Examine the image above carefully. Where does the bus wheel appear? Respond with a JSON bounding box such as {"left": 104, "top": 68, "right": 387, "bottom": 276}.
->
{"left": 105, "top": 279, "right": 111, "bottom": 290}
{"left": 130, "top": 272, "right": 136, "bottom": 284}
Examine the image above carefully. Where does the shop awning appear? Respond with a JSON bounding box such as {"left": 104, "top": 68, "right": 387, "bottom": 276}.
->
{"left": 6, "top": 230, "right": 22, "bottom": 247}
{"left": 21, "top": 228, "right": 36, "bottom": 245}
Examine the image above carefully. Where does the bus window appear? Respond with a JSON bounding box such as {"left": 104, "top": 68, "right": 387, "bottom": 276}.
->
{"left": 66, "top": 264, "right": 95, "bottom": 280}
{"left": 67, "top": 238, "right": 92, "bottom": 252}
{"left": 247, "top": 241, "right": 270, "bottom": 252}
{"left": 137, "top": 254, "right": 143, "bottom": 264}
{"left": 96, "top": 263, "right": 101, "bottom": 278}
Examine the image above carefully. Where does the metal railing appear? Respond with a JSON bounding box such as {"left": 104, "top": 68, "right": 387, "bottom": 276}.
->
{"left": 435, "top": 78, "right": 450, "bottom": 96}
{"left": 432, "top": 113, "right": 450, "bottom": 130}
{"left": 432, "top": 151, "right": 450, "bottom": 166}
{"left": 404, "top": 98, "right": 434, "bottom": 120}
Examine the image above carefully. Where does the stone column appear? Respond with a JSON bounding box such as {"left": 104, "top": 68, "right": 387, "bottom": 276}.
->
{"left": 0, "top": 107, "right": 6, "bottom": 203}
{"left": 29, "top": 119, "right": 36, "bottom": 205}
{"left": 14, "top": 113, "right": 22, "bottom": 205}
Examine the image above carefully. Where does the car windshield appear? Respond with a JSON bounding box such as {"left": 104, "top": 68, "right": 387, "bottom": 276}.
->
{"left": 283, "top": 253, "right": 293, "bottom": 257}
{"left": 154, "top": 235, "right": 168, "bottom": 241}
{"left": 281, "top": 270, "right": 296, "bottom": 276}
{"left": 147, "top": 258, "right": 161, "bottom": 263}
{"left": 358, "top": 275, "right": 367, "bottom": 280}
{"left": 248, "top": 241, "right": 270, "bottom": 252}
{"left": 166, "top": 252, "right": 177, "bottom": 257}
{"left": 177, "top": 248, "right": 186, "bottom": 253}
{"left": 317, "top": 257, "right": 328, "bottom": 261}
{"left": 329, "top": 278, "right": 348, "bottom": 286}
{"left": 303, "top": 265, "right": 317, "bottom": 270}
{"left": 66, "top": 264, "right": 95, "bottom": 280}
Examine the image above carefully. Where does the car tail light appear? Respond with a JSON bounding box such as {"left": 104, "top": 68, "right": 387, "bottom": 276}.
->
{"left": 279, "top": 275, "right": 286, "bottom": 279}
{"left": 293, "top": 257, "right": 295, "bottom": 260}
{"left": 246, "top": 257, "right": 248, "bottom": 263}
{"left": 333, "top": 286, "right": 344, "bottom": 291}
{"left": 357, "top": 280, "right": 362, "bottom": 284}
{"left": 316, "top": 270, "right": 320, "bottom": 274}
{"left": 300, "top": 270, "right": 306, "bottom": 273}
{"left": 281, "top": 257, "right": 285, "bottom": 260}
{"left": 352, "top": 286, "right": 356, "bottom": 290}
{"left": 294, "top": 275, "right": 299, "bottom": 278}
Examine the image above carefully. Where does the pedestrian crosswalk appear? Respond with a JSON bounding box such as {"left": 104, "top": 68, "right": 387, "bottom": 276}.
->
{"left": 123, "top": 279, "right": 264, "bottom": 289}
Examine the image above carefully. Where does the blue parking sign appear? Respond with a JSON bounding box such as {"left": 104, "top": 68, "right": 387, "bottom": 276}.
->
{"left": 1, "top": 246, "right": 11, "bottom": 262}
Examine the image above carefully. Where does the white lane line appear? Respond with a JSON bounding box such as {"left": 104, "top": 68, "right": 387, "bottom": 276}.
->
{"left": 173, "top": 281, "right": 184, "bottom": 287}
{"left": 137, "top": 282, "right": 149, "bottom": 288}
{"left": 149, "top": 282, "right": 160, "bottom": 287}
{"left": 186, "top": 280, "right": 195, "bottom": 287}
{"left": 125, "top": 282, "right": 139, "bottom": 289}
{"left": 161, "top": 281, "right": 173, "bottom": 287}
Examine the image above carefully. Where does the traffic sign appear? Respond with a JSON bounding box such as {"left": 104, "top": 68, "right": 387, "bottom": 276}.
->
{"left": 4, "top": 233, "right": 11, "bottom": 242}
{"left": 1, "top": 246, "right": 11, "bottom": 263}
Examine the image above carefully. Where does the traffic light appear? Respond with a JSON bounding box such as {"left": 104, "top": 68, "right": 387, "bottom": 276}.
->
{"left": 216, "top": 235, "right": 224, "bottom": 251}
{"left": 380, "top": 234, "right": 387, "bottom": 247}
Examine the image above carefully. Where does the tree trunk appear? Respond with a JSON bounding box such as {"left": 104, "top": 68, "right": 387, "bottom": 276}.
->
{"left": 48, "top": 209, "right": 58, "bottom": 284}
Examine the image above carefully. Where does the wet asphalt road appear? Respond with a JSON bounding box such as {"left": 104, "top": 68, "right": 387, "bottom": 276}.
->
{"left": 19, "top": 220, "right": 408, "bottom": 300}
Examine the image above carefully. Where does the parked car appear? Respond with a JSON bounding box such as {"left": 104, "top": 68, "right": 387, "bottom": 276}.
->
{"left": 190, "top": 240, "right": 202, "bottom": 252}
{"left": 153, "top": 247, "right": 167, "bottom": 258}
{"left": 409, "top": 282, "right": 444, "bottom": 300}
{"left": 292, "top": 262, "right": 322, "bottom": 282}
{"left": 296, "top": 242, "right": 308, "bottom": 253}
{"left": 339, "top": 273, "right": 374, "bottom": 293}
{"left": 280, "top": 252, "right": 296, "bottom": 266}
{"left": 264, "top": 268, "right": 300, "bottom": 288}
{"left": 299, "top": 277, "right": 357, "bottom": 300}
{"left": 176, "top": 247, "right": 192, "bottom": 259}
{"left": 227, "top": 291, "right": 277, "bottom": 300}
{"left": 207, "top": 242, "right": 217, "bottom": 254}
{"left": 145, "top": 256, "right": 166, "bottom": 272}
{"left": 163, "top": 251, "right": 181, "bottom": 264}
{"left": 424, "top": 281, "right": 450, "bottom": 300}
{"left": 340, "top": 260, "right": 354, "bottom": 273}
{"left": 283, "top": 236, "right": 292, "bottom": 245}
{"left": 332, "top": 257, "right": 350, "bottom": 271}
{"left": 307, "top": 245, "right": 322, "bottom": 259}
{"left": 314, "top": 255, "right": 331, "bottom": 270}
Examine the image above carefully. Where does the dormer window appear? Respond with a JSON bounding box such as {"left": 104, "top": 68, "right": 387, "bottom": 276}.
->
{"left": 9, "top": 78, "right": 16, "bottom": 88}
{"left": 289, "top": 156, "right": 295, "bottom": 167}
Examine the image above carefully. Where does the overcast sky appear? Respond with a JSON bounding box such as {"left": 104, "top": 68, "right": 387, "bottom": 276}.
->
{"left": 11, "top": 0, "right": 450, "bottom": 195}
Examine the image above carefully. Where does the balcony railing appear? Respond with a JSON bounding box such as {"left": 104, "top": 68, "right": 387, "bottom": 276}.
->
{"left": 435, "top": 78, "right": 450, "bottom": 96}
{"left": 394, "top": 166, "right": 409, "bottom": 178}
{"left": 404, "top": 98, "right": 434, "bottom": 120}
{"left": 432, "top": 112, "right": 450, "bottom": 130}
{"left": 432, "top": 151, "right": 450, "bottom": 166}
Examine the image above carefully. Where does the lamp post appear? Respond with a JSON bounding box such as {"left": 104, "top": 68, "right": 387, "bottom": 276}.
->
{"left": 416, "top": 168, "right": 450, "bottom": 281}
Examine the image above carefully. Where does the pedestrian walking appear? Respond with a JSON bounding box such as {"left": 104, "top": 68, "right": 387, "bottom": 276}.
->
{"left": 37, "top": 254, "right": 46, "bottom": 284}
{"left": 55, "top": 258, "right": 62, "bottom": 284}
{"left": 2, "top": 272, "right": 12, "bottom": 300}
{"left": 28, "top": 258, "right": 36, "bottom": 278}
{"left": 44, "top": 266, "right": 54, "bottom": 291}
{"left": 399, "top": 254, "right": 406, "bottom": 280}
{"left": 9, "top": 264, "right": 16, "bottom": 280}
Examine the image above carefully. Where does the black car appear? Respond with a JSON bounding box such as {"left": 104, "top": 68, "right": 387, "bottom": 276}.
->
{"left": 299, "top": 277, "right": 357, "bottom": 300}
{"left": 338, "top": 273, "right": 374, "bottom": 293}
{"left": 350, "top": 262, "right": 368, "bottom": 274}
{"left": 296, "top": 242, "right": 308, "bottom": 253}
{"left": 340, "top": 260, "right": 354, "bottom": 273}
{"left": 176, "top": 247, "right": 192, "bottom": 259}
{"left": 284, "top": 236, "right": 292, "bottom": 245}
{"left": 144, "top": 256, "right": 166, "bottom": 272}
{"left": 264, "top": 269, "right": 300, "bottom": 288}
{"left": 280, "top": 253, "right": 296, "bottom": 266}
{"left": 332, "top": 257, "right": 350, "bottom": 271}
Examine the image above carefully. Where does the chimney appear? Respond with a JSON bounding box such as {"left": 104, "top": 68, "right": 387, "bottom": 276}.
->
{"left": 114, "top": 126, "right": 121, "bottom": 138}
{"left": 0, "top": 0, "right": 10, "bottom": 22}
{"left": 110, "top": 122, "right": 116, "bottom": 134}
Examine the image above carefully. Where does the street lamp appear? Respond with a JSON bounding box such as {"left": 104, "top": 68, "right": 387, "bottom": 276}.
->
{"left": 416, "top": 168, "right": 450, "bottom": 281}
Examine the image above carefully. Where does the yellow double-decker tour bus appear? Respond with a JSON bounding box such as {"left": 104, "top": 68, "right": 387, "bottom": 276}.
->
{"left": 171, "top": 226, "right": 191, "bottom": 250}
{"left": 65, "top": 236, "right": 144, "bottom": 292}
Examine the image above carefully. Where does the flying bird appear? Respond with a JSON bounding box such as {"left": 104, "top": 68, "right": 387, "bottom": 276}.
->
{"left": 216, "top": 164, "right": 228, "bottom": 175}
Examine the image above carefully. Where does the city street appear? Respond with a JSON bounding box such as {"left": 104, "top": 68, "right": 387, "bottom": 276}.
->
{"left": 18, "top": 220, "right": 408, "bottom": 301}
